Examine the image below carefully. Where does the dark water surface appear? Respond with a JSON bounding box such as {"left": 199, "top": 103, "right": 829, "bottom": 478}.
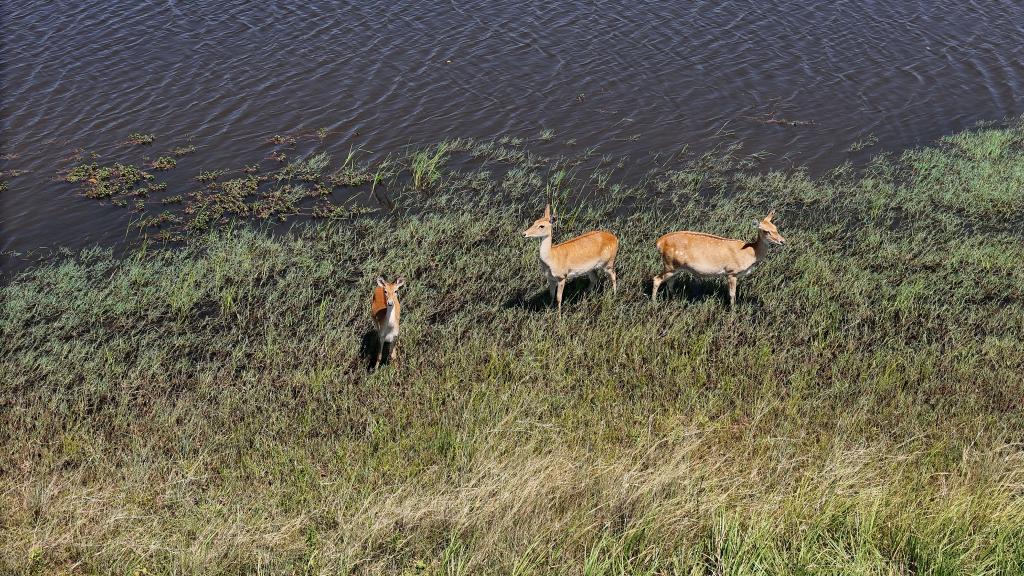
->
{"left": 3, "top": 1, "right": 1024, "bottom": 263}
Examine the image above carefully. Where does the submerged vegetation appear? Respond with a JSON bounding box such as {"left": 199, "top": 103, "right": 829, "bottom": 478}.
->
{"left": 4, "top": 120, "right": 1024, "bottom": 574}
{"left": 150, "top": 155, "right": 177, "bottom": 171}
{"left": 126, "top": 131, "right": 155, "bottom": 145}
{"left": 63, "top": 161, "right": 155, "bottom": 199}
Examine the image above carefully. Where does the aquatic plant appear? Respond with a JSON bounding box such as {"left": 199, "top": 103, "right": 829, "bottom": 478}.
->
{"left": 171, "top": 144, "right": 197, "bottom": 157}
{"left": 268, "top": 134, "right": 297, "bottom": 146}
{"left": 848, "top": 133, "right": 879, "bottom": 152}
{"left": 277, "top": 152, "right": 330, "bottom": 182}
{"left": 195, "top": 169, "right": 226, "bottom": 183}
{"left": 328, "top": 147, "right": 373, "bottom": 187}
{"left": 64, "top": 161, "right": 154, "bottom": 198}
{"left": 127, "top": 132, "right": 155, "bottom": 145}
{"left": 151, "top": 156, "right": 177, "bottom": 171}
{"left": 409, "top": 142, "right": 450, "bottom": 191}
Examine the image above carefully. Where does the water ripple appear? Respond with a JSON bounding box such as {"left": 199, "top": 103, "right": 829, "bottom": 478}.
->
{"left": 3, "top": 0, "right": 1024, "bottom": 257}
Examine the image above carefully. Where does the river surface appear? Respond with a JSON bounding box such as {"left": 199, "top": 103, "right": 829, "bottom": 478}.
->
{"left": 3, "top": 1, "right": 1024, "bottom": 266}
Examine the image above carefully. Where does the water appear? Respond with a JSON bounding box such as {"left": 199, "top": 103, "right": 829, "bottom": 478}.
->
{"left": 3, "top": 0, "right": 1024, "bottom": 266}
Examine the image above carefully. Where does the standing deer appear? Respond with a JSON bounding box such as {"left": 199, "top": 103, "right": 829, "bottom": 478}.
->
{"left": 371, "top": 276, "right": 405, "bottom": 368}
{"left": 652, "top": 211, "right": 786, "bottom": 306}
{"left": 522, "top": 204, "right": 619, "bottom": 313}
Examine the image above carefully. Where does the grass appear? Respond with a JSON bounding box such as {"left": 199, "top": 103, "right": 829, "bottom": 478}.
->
{"left": 409, "top": 142, "right": 450, "bottom": 190}
{"left": 4, "top": 121, "right": 1024, "bottom": 574}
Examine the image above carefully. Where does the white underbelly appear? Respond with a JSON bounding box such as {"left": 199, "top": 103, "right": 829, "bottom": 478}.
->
{"left": 682, "top": 262, "right": 754, "bottom": 277}
{"left": 379, "top": 323, "right": 399, "bottom": 342}
{"left": 544, "top": 259, "right": 602, "bottom": 281}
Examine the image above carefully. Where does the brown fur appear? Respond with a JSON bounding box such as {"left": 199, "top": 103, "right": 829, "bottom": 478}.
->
{"left": 652, "top": 212, "right": 785, "bottom": 306}
{"left": 523, "top": 204, "right": 619, "bottom": 313}
{"left": 371, "top": 286, "right": 387, "bottom": 323}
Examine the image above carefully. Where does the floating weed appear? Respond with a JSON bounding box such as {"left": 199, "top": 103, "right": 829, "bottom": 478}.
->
{"left": 196, "top": 169, "right": 226, "bottom": 184}
{"left": 849, "top": 133, "right": 879, "bottom": 152}
{"left": 64, "top": 162, "right": 154, "bottom": 198}
{"left": 161, "top": 195, "right": 184, "bottom": 205}
{"left": 252, "top": 184, "right": 305, "bottom": 220}
{"left": 311, "top": 201, "right": 376, "bottom": 219}
{"left": 171, "top": 144, "right": 197, "bottom": 157}
{"left": 268, "top": 134, "right": 297, "bottom": 146}
{"left": 151, "top": 156, "right": 177, "bottom": 171}
{"left": 136, "top": 212, "right": 182, "bottom": 229}
{"left": 126, "top": 132, "right": 155, "bottom": 145}
{"left": 220, "top": 175, "right": 261, "bottom": 196}
{"left": 539, "top": 128, "right": 555, "bottom": 142}
{"left": 498, "top": 135, "right": 524, "bottom": 146}
{"left": 277, "top": 152, "right": 330, "bottom": 182}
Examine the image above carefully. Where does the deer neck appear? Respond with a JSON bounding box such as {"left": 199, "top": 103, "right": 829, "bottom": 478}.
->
{"left": 749, "top": 230, "right": 770, "bottom": 262}
{"left": 538, "top": 233, "right": 555, "bottom": 268}
{"left": 385, "top": 301, "right": 400, "bottom": 326}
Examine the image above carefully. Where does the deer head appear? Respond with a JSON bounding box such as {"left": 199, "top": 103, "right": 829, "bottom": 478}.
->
{"left": 755, "top": 210, "right": 786, "bottom": 245}
{"left": 523, "top": 203, "right": 554, "bottom": 239}
{"left": 376, "top": 276, "right": 406, "bottom": 307}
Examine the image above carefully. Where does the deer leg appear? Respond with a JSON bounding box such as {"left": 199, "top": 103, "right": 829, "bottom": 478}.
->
{"left": 606, "top": 263, "right": 617, "bottom": 292}
{"left": 727, "top": 275, "right": 738, "bottom": 307}
{"left": 588, "top": 271, "right": 599, "bottom": 287}
{"left": 390, "top": 340, "right": 398, "bottom": 364}
{"left": 374, "top": 337, "right": 383, "bottom": 369}
{"left": 556, "top": 278, "right": 566, "bottom": 314}
{"left": 652, "top": 270, "right": 676, "bottom": 301}
{"left": 548, "top": 278, "right": 558, "bottom": 304}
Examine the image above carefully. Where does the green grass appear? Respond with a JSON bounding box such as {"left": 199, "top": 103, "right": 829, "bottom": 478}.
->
{"left": 409, "top": 142, "right": 450, "bottom": 191}
{"left": 3, "top": 121, "right": 1024, "bottom": 574}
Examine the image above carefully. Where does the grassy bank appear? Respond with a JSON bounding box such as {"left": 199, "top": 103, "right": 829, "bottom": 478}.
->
{"left": 3, "top": 121, "right": 1024, "bottom": 574}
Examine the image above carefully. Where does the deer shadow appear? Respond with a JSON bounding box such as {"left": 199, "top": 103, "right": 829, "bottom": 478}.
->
{"left": 647, "top": 276, "right": 764, "bottom": 308}
{"left": 359, "top": 329, "right": 395, "bottom": 372}
{"left": 504, "top": 276, "right": 609, "bottom": 312}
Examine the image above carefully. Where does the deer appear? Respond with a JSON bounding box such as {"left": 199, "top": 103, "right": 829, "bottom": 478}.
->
{"left": 371, "top": 276, "right": 405, "bottom": 368}
{"left": 522, "top": 203, "right": 619, "bottom": 313}
{"left": 651, "top": 211, "right": 786, "bottom": 306}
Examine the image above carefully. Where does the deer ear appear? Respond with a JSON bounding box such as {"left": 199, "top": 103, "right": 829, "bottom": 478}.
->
{"left": 766, "top": 210, "right": 776, "bottom": 222}
{"left": 394, "top": 276, "right": 406, "bottom": 289}
{"left": 543, "top": 203, "right": 551, "bottom": 220}
{"left": 376, "top": 276, "right": 386, "bottom": 287}
{"left": 752, "top": 219, "right": 761, "bottom": 229}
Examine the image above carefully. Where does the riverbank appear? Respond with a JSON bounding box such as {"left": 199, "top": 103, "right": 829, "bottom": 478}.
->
{"left": 3, "top": 121, "right": 1024, "bottom": 574}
